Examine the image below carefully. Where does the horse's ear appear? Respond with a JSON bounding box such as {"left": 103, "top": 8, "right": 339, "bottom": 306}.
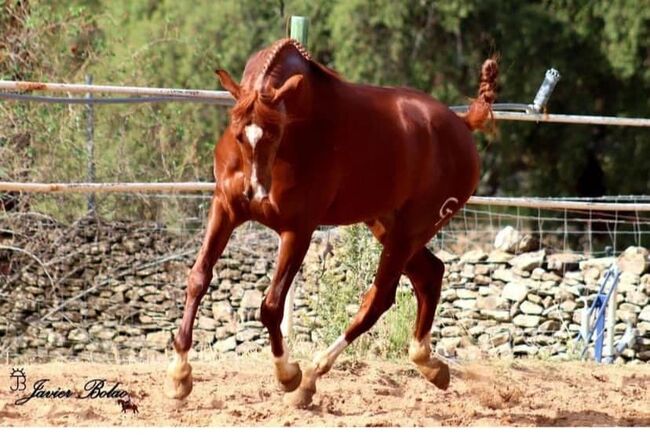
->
{"left": 271, "top": 74, "right": 303, "bottom": 104}
{"left": 215, "top": 69, "right": 241, "bottom": 99}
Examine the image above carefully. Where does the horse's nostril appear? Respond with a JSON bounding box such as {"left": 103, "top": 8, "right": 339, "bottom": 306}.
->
{"left": 245, "top": 186, "right": 254, "bottom": 200}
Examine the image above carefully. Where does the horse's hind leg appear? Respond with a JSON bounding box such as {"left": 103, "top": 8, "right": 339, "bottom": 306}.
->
{"left": 404, "top": 248, "right": 449, "bottom": 389}
{"left": 285, "top": 220, "right": 414, "bottom": 408}
{"left": 165, "top": 196, "right": 240, "bottom": 400}
{"left": 261, "top": 230, "right": 312, "bottom": 392}
{"left": 368, "top": 220, "right": 450, "bottom": 389}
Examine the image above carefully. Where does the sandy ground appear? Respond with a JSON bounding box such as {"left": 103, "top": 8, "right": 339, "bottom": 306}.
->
{"left": 1, "top": 353, "right": 649, "bottom": 427}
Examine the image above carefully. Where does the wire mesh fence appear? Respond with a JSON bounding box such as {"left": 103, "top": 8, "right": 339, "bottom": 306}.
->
{"left": 4, "top": 192, "right": 648, "bottom": 257}
{"left": 437, "top": 198, "right": 650, "bottom": 256}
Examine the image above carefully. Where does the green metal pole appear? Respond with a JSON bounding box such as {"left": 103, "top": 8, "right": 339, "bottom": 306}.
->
{"left": 289, "top": 16, "right": 309, "bottom": 48}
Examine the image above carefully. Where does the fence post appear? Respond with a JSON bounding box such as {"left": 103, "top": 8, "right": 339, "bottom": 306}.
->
{"left": 281, "top": 17, "right": 309, "bottom": 340}
{"left": 289, "top": 16, "right": 309, "bottom": 47}
{"left": 606, "top": 287, "right": 616, "bottom": 362}
{"left": 85, "top": 74, "right": 96, "bottom": 214}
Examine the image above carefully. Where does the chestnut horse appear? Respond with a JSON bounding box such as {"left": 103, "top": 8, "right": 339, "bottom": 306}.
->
{"left": 165, "top": 38, "right": 498, "bottom": 407}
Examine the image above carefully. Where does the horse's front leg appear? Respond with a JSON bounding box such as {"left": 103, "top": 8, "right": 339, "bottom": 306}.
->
{"left": 165, "top": 196, "right": 241, "bottom": 399}
{"left": 261, "top": 230, "right": 312, "bottom": 392}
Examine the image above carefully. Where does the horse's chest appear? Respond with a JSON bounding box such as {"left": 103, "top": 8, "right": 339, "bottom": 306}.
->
{"left": 246, "top": 186, "right": 299, "bottom": 229}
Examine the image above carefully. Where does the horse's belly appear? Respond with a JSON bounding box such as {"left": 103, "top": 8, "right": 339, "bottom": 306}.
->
{"left": 320, "top": 181, "right": 404, "bottom": 225}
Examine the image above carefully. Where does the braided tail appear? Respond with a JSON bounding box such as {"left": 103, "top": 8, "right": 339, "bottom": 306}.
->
{"left": 463, "top": 58, "right": 499, "bottom": 132}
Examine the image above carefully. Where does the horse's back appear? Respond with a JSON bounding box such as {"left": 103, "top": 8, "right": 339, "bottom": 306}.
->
{"left": 323, "top": 82, "right": 479, "bottom": 218}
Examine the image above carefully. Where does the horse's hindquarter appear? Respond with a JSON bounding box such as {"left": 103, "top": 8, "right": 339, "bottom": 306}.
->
{"left": 319, "top": 83, "right": 479, "bottom": 225}
{"left": 422, "top": 96, "right": 481, "bottom": 206}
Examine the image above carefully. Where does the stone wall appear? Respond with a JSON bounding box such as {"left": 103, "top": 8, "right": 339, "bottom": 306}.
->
{"left": 1, "top": 216, "right": 649, "bottom": 364}
{"left": 0, "top": 216, "right": 317, "bottom": 362}
{"left": 425, "top": 247, "right": 650, "bottom": 363}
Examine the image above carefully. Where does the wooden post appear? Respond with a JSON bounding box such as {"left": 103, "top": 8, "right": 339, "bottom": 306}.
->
{"left": 289, "top": 16, "right": 309, "bottom": 47}
{"left": 281, "top": 17, "right": 310, "bottom": 340}
{"left": 85, "top": 74, "right": 96, "bottom": 214}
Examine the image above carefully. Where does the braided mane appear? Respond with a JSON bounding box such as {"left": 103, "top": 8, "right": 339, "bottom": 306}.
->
{"left": 260, "top": 38, "right": 312, "bottom": 79}
{"left": 231, "top": 39, "right": 338, "bottom": 134}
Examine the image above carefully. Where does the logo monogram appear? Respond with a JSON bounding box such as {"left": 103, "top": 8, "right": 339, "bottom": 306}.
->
{"left": 10, "top": 368, "right": 27, "bottom": 392}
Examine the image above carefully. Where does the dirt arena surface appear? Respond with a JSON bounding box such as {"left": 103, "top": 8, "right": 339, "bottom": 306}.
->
{"left": 1, "top": 353, "right": 648, "bottom": 427}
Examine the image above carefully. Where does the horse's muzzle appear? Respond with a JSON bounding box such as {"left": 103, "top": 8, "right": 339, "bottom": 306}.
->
{"left": 244, "top": 183, "right": 269, "bottom": 201}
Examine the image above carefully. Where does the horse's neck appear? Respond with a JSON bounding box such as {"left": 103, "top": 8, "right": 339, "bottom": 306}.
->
{"left": 292, "top": 70, "right": 340, "bottom": 117}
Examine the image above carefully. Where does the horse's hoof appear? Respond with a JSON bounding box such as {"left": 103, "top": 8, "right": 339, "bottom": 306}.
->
{"left": 164, "top": 373, "right": 193, "bottom": 399}
{"left": 419, "top": 359, "right": 450, "bottom": 390}
{"left": 283, "top": 386, "right": 315, "bottom": 409}
{"left": 165, "top": 360, "right": 193, "bottom": 400}
{"left": 430, "top": 362, "right": 450, "bottom": 390}
{"left": 278, "top": 363, "right": 302, "bottom": 393}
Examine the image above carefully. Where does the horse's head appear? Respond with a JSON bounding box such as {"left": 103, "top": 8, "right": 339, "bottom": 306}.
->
{"left": 216, "top": 68, "right": 303, "bottom": 201}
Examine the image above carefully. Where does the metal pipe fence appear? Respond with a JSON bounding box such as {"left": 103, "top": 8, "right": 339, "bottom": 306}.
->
{"left": 2, "top": 68, "right": 650, "bottom": 257}
{"left": 3, "top": 79, "right": 650, "bottom": 127}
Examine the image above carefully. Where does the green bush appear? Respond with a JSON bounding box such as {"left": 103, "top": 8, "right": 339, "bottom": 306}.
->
{"left": 313, "top": 224, "right": 416, "bottom": 360}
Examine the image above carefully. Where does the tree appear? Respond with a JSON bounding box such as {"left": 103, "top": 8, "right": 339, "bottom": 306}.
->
{"left": 2, "top": 0, "right": 649, "bottom": 221}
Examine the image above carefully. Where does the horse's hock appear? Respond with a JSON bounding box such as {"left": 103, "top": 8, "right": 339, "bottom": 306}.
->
{"left": 1, "top": 215, "right": 650, "bottom": 364}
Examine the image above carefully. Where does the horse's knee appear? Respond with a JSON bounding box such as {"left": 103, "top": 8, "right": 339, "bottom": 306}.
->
{"left": 187, "top": 268, "right": 211, "bottom": 299}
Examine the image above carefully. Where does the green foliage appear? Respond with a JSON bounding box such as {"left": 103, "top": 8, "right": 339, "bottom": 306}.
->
{"left": 1, "top": 2, "right": 98, "bottom": 218}
{"left": 314, "top": 225, "right": 417, "bottom": 359}
{"left": 329, "top": 0, "right": 410, "bottom": 85}
{"left": 314, "top": 224, "right": 381, "bottom": 347}
{"left": 376, "top": 288, "right": 418, "bottom": 359}
{"left": 2, "top": 0, "right": 650, "bottom": 221}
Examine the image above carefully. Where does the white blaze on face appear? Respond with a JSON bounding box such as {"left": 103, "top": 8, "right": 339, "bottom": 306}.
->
{"left": 244, "top": 124, "right": 267, "bottom": 199}
{"left": 244, "top": 124, "right": 263, "bottom": 149}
